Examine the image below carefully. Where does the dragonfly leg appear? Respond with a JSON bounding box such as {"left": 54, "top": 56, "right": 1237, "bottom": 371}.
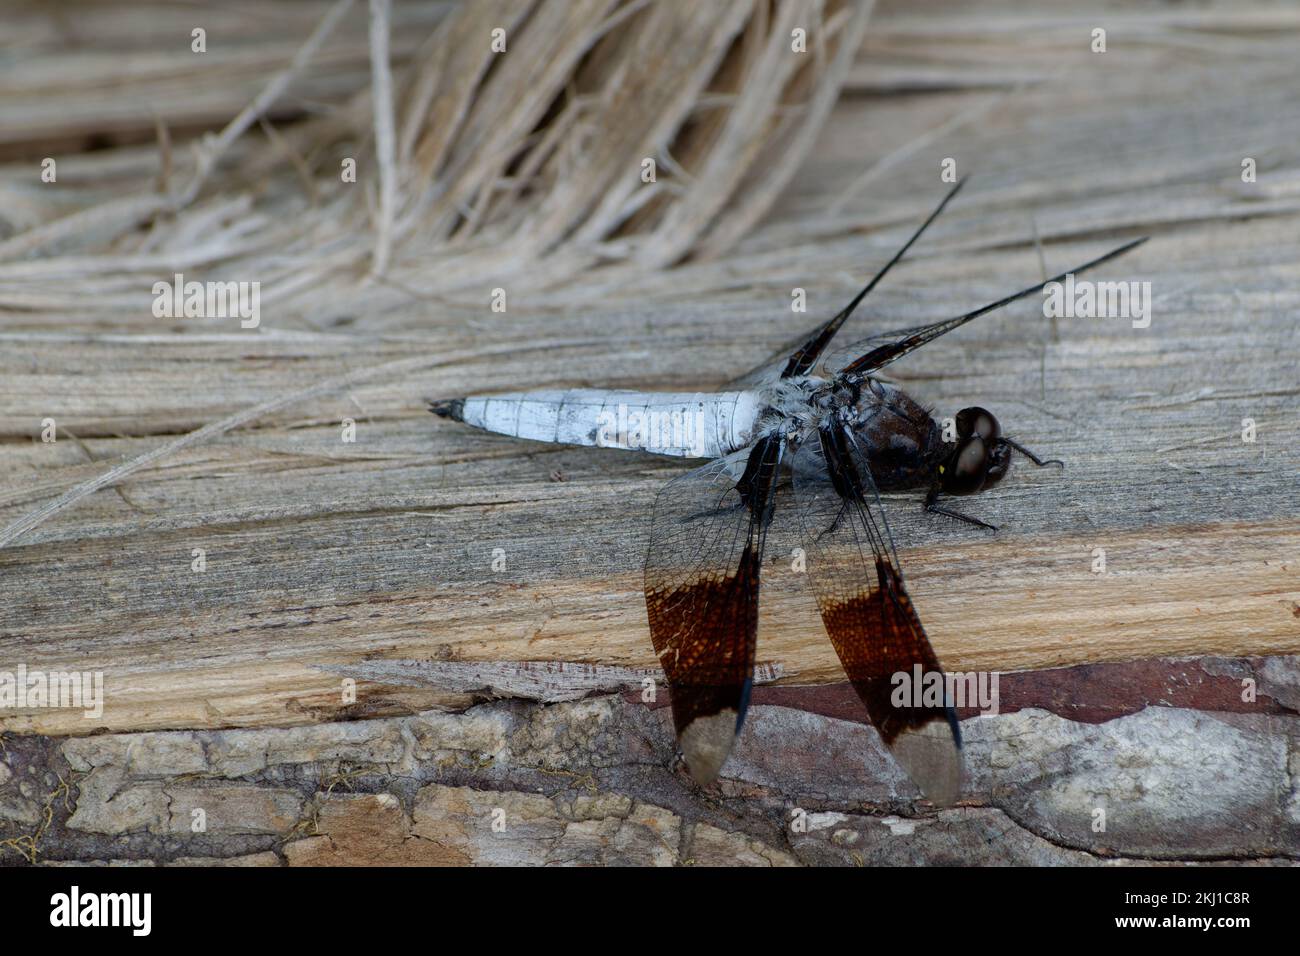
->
{"left": 924, "top": 488, "right": 998, "bottom": 532}
{"left": 815, "top": 500, "right": 852, "bottom": 542}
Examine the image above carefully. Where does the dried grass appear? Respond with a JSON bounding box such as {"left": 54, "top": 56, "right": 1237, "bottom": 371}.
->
{"left": 0, "top": 0, "right": 869, "bottom": 314}
{"left": 0, "top": 0, "right": 872, "bottom": 544}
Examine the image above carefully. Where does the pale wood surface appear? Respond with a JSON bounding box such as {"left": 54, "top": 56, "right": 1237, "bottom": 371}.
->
{"left": 2, "top": 0, "right": 1298, "bottom": 736}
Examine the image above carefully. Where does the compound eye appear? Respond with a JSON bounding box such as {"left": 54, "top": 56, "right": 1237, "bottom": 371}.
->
{"left": 944, "top": 436, "right": 989, "bottom": 495}
{"left": 956, "top": 406, "right": 1001, "bottom": 443}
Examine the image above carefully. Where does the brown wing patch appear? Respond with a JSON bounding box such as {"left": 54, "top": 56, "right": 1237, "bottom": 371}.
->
{"left": 819, "top": 557, "right": 944, "bottom": 746}
{"left": 643, "top": 437, "right": 782, "bottom": 784}
{"left": 646, "top": 542, "right": 760, "bottom": 735}
{"left": 791, "top": 429, "right": 962, "bottom": 803}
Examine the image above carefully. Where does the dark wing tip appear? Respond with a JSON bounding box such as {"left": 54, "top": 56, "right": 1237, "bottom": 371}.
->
{"left": 428, "top": 398, "right": 465, "bottom": 421}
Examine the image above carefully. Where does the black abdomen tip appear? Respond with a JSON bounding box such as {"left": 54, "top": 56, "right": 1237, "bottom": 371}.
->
{"left": 428, "top": 398, "right": 465, "bottom": 421}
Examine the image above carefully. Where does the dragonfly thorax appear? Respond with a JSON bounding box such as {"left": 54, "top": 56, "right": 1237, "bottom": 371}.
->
{"left": 758, "top": 375, "right": 947, "bottom": 492}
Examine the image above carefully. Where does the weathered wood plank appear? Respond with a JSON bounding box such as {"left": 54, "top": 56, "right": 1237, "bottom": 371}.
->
{"left": 1, "top": 0, "right": 1298, "bottom": 740}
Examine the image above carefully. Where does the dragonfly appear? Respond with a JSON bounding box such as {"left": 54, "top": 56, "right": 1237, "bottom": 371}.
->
{"left": 431, "top": 181, "right": 1145, "bottom": 804}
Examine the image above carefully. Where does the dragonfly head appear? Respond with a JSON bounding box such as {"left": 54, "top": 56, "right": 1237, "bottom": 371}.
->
{"left": 937, "top": 406, "right": 1011, "bottom": 495}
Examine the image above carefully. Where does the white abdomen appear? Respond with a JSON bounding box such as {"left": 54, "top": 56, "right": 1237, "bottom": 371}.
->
{"left": 457, "top": 388, "right": 763, "bottom": 458}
